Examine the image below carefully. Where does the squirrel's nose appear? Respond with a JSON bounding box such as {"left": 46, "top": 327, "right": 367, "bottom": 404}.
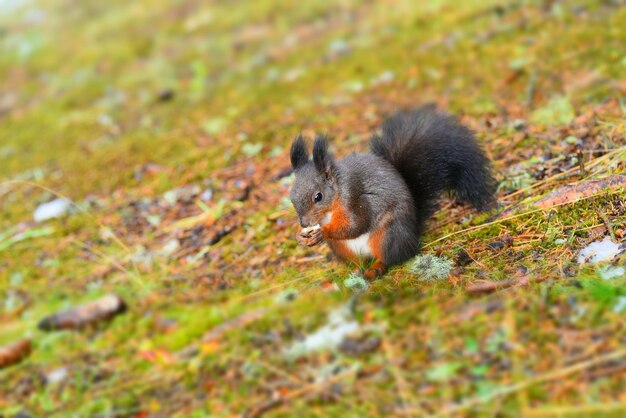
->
{"left": 299, "top": 217, "right": 307, "bottom": 228}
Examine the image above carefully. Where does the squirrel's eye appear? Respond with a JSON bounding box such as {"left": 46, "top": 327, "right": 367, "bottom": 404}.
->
{"left": 313, "top": 192, "right": 323, "bottom": 202}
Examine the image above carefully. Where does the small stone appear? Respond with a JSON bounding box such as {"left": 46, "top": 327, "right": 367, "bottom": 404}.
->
{"left": 45, "top": 367, "right": 68, "bottom": 384}
{"left": 159, "top": 239, "right": 180, "bottom": 257}
{"left": 162, "top": 185, "right": 201, "bottom": 205}
{"left": 613, "top": 296, "right": 626, "bottom": 313}
{"left": 233, "top": 181, "right": 250, "bottom": 201}
{"left": 272, "top": 166, "right": 293, "bottom": 181}
{"left": 157, "top": 88, "right": 174, "bottom": 102}
{"left": 511, "top": 118, "right": 526, "bottom": 130}
{"left": 327, "top": 39, "right": 350, "bottom": 57}
{"left": 200, "top": 188, "right": 214, "bottom": 202}
{"left": 488, "top": 241, "right": 505, "bottom": 251}
{"left": 34, "top": 198, "right": 72, "bottom": 222}
{"left": 339, "top": 336, "right": 381, "bottom": 356}
{"left": 274, "top": 288, "right": 299, "bottom": 304}
{"left": 455, "top": 249, "right": 473, "bottom": 266}
{"left": 153, "top": 316, "right": 178, "bottom": 334}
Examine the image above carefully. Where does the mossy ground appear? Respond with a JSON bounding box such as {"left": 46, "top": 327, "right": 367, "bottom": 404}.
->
{"left": 1, "top": 0, "right": 625, "bottom": 416}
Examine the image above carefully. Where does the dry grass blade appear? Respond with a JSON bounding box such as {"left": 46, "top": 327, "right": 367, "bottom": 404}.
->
{"left": 382, "top": 335, "right": 422, "bottom": 417}
{"left": 524, "top": 403, "right": 626, "bottom": 416}
{"left": 503, "top": 146, "right": 626, "bottom": 201}
{"left": 397, "top": 348, "right": 626, "bottom": 416}
{"left": 245, "top": 369, "right": 358, "bottom": 418}
{"left": 1, "top": 180, "right": 146, "bottom": 285}
{"left": 427, "top": 188, "right": 620, "bottom": 247}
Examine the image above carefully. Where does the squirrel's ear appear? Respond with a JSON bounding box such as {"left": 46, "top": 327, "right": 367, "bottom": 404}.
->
{"left": 290, "top": 135, "right": 309, "bottom": 170}
{"left": 312, "top": 135, "right": 336, "bottom": 180}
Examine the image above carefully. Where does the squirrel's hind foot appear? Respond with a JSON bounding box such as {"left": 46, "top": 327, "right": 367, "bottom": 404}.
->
{"left": 361, "top": 260, "right": 386, "bottom": 280}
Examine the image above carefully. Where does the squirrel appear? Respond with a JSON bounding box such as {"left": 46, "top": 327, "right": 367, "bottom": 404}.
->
{"left": 289, "top": 105, "right": 496, "bottom": 279}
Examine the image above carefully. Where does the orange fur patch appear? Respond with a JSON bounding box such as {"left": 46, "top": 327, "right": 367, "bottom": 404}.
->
{"left": 328, "top": 239, "right": 359, "bottom": 264}
{"left": 363, "top": 224, "right": 387, "bottom": 279}
{"left": 321, "top": 197, "right": 353, "bottom": 239}
{"left": 368, "top": 225, "right": 387, "bottom": 263}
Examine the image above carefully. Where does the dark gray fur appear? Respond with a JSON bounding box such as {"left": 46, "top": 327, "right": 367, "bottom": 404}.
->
{"left": 290, "top": 105, "right": 496, "bottom": 267}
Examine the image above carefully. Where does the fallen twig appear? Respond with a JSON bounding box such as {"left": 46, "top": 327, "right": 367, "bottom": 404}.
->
{"left": 585, "top": 360, "right": 626, "bottom": 381}
{"left": 532, "top": 174, "right": 626, "bottom": 211}
{"left": 0, "top": 339, "right": 32, "bottom": 369}
{"left": 466, "top": 278, "right": 524, "bottom": 294}
{"left": 38, "top": 294, "right": 127, "bottom": 331}
{"left": 466, "top": 274, "right": 549, "bottom": 294}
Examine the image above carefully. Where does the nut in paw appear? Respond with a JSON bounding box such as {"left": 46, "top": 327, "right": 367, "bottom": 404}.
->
{"left": 297, "top": 227, "right": 323, "bottom": 247}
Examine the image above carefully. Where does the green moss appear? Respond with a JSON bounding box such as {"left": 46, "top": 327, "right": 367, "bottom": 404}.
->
{"left": 531, "top": 96, "right": 576, "bottom": 127}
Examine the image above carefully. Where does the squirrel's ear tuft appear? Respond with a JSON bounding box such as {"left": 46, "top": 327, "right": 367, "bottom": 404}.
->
{"left": 313, "top": 135, "right": 336, "bottom": 180}
{"left": 290, "top": 135, "right": 309, "bottom": 170}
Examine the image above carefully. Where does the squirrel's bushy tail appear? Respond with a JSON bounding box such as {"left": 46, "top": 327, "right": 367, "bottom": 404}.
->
{"left": 370, "top": 105, "right": 496, "bottom": 220}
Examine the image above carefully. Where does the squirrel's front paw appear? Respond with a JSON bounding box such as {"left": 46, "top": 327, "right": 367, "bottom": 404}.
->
{"left": 297, "top": 228, "right": 323, "bottom": 247}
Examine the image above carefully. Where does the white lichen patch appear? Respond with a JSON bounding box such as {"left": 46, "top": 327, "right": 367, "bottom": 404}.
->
{"left": 344, "top": 272, "right": 369, "bottom": 292}
{"left": 599, "top": 266, "right": 625, "bottom": 280}
{"left": 409, "top": 254, "right": 453, "bottom": 281}
{"left": 577, "top": 237, "right": 625, "bottom": 264}
{"left": 286, "top": 305, "right": 359, "bottom": 358}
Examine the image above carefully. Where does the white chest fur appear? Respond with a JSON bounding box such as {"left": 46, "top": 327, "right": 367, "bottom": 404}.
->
{"left": 344, "top": 233, "right": 372, "bottom": 257}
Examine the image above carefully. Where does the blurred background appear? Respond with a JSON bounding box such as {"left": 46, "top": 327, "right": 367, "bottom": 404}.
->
{"left": 1, "top": 0, "right": 625, "bottom": 416}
